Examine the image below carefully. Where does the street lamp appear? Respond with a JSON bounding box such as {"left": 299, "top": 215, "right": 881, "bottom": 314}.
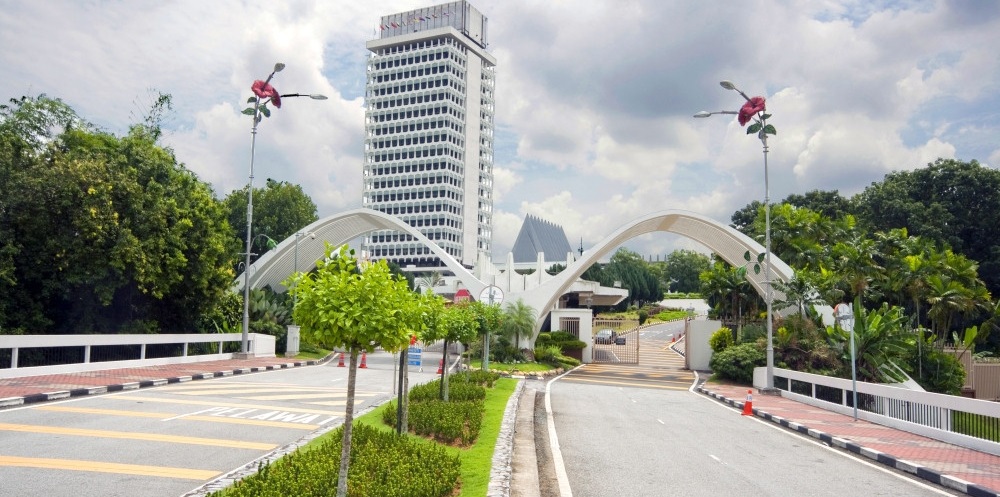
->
{"left": 239, "top": 63, "right": 327, "bottom": 358}
{"left": 695, "top": 80, "right": 778, "bottom": 393}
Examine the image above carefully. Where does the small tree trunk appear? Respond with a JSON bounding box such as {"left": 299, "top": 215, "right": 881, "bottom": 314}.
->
{"left": 441, "top": 338, "right": 449, "bottom": 401}
{"left": 396, "top": 348, "right": 406, "bottom": 434}
{"left": 336, "top": 349, "right": 359, "bottom": 497}
{"left": 401, "top": 358, "right": 409, "bottom": 431}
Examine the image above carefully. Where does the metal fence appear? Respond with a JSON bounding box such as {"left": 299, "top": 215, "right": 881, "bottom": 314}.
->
{"left": 945, "top": 347, "right": 1000, "bottom": 401}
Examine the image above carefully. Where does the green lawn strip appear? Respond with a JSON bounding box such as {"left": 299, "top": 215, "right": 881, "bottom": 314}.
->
{"left": 238, "top": 376, "right": 518, "bottom": 496}
{"left": 470, "top": 360, "right": 555, "bottom": 373}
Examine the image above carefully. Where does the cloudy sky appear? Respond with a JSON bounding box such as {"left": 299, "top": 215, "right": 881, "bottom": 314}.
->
{"left": 2, "top": 0, "right": 998, "bottom": 261}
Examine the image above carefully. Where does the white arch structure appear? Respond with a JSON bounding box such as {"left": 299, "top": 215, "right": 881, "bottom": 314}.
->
{"left": 235, "top": 209, "right": 796, "bottom": 339}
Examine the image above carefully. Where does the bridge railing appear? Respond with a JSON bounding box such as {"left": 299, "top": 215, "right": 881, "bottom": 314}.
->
{"left": 0, "top": 333, "right": 275, "bottom": 379}
{"left": 758, "top": 366, "right": 1000, "bottom": 456}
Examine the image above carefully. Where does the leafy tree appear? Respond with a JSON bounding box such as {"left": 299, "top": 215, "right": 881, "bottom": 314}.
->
{"left": 468, "top": 300, "right": 504, "bottom": 368}
{"left": 290, "top": 245, "right": 418, "bottom": 497}
{"left": 852, "top": 159, "right": 1000, "bottom": 295}
{"left": 773, "top": 272, "right": 824, "bottom": 318}
{"left": 0, "top": 95, "right": 233, "bottom": 333}
{"left": 661, "top": 249, "right": 710, "bottom": 293}
{"left": 424, "top": 302, "right": 479, "bottom": 401}
{"left": 602, "top": 247, "right": 661, "bottom": 309}
{"left": 224, "top": 178, "right": 318, "bottom": 267}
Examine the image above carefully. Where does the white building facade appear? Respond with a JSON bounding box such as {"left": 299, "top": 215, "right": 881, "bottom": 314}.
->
{"left": 362, "top": 1, "right": 496, "bottom": 270}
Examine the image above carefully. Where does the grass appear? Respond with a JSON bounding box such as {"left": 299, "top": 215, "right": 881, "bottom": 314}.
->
{"left": 292, "top": 346, "right": 331, "bottom": 361}
{"left": 469, "top": 360, "right": 556, "bottom": 373}
{"left": 355, "top": 377, "right": 518, "bottom": 496}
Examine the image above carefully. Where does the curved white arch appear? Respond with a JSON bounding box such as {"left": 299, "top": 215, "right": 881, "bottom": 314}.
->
{"left": 234, "top": 209, "right": 484, "bottom": 294}
{"left": 515, "top": 210, "right": 795, "bottom": 334}
{"left": 235, "top": 208, "right": 801, "bottom": 339}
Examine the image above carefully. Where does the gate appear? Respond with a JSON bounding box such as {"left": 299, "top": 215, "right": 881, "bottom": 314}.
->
{"left": 591, "top": 318, "right": 639, "bottom": 364}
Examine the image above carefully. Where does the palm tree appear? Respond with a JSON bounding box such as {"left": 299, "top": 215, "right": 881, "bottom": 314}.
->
{"left": 501, "top": 299, "right": 536, "bottom": 354}
{"left": 773, "top": 272, "right": 824, "bottom": 318}
{"left": 926, "top": 275, "right": 973, "bottom": 336}
{"left": 414, "top": 271, "right": 443, "bottom": 291}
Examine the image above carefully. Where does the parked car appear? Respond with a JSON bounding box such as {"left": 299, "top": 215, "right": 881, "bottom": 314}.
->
{"left": 594, "top": 329, "right": 615, "bottom": 344}
{"left": 614, "top": 335, "right": 626, "bottom": 345}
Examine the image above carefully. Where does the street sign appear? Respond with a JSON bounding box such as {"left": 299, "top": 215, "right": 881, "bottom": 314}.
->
{"left": 407, "top": 346, "right": 422, "bottom": 366}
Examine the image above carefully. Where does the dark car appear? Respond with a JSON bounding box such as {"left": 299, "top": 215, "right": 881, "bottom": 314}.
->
{"left": 594, "top": 329, "right": 615, "bottom": 344}
{"left": 614, "top": 334, "right": 626, "bottom": 345}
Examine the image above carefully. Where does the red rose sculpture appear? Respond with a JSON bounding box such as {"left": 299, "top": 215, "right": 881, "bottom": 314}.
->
{"left": 738, "top": 96, "right": 766, "bottom": 126}
{"left": 251, "top": 80, "right": 281, "bottom": 108}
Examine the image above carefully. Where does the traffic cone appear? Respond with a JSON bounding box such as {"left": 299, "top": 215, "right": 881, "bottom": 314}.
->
{"left": 359, "top": 352, "right": 367, "bottom": 369}
{"left": 671, "top": 334, "right": 676, "bottom": 343}
{"left": 337, "top": 352, "right": 345, "bottom": 367}
{"left": 742, "top": 389, "right": 754, "bottom": 416}
{"left": 437, "top": 359, "right": 443, "bottom": 374}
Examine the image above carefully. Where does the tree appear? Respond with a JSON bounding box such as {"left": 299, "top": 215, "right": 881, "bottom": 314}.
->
{"left": 773, "top": 272, "right": 824, "bottom": 318}
{"left": 661, "top": 250, "right": 710, "bottom": 294}
{"left": 428, "top": 303, "right": 479, "bottom": 401}
{"left": 853, "top": 159, "right": 1000, "bottom": 295}
{"left": 0, "top": 95, "right": 234, "bottom": 333}
{"left": 602, "top": 248, "right": 661, "bottom": 309}
{"left": 827, "top": 299, "right": 910, "bottom": 383}
{"left": 290, "top": 245, "right": 417, "bottom": 497}
{"left": 501, "top": 299, "right": 536, "bottom": 353}
{"left": 469, "top": 300, "right": 504, "bottom": 368}
{"left": 223, "top": 178, "right": 318, "bottom": 267}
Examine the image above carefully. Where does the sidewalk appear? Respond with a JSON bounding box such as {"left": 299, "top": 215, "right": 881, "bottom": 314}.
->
{"left": 699, "top": 382, "right": 1000, "bottom": 497}
{"left": 0, "top": 356, "right": 324, "bottom": 408}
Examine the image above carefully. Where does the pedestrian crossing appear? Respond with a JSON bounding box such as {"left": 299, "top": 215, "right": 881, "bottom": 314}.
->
{"left": 157, "top": 380, "right": 383, "bottom": 407}
{"left": 561, "top": 339, "right": 694, "bottom": 390}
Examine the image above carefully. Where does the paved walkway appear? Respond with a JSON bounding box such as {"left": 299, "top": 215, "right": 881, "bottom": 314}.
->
{"left": 0, "top": 356, "right": 324, "bottom": 408}
{"left": 699, "top": 382, "right": 1000, "bottom": 497}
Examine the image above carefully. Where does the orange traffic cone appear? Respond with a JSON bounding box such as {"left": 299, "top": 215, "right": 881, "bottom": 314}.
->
{"left": 437, "top": 359, "right": 443, "bottom": 374}
{"left": 671, "top": 334, "right": 676, "bottom": 343}
{"left": 742, "top": 389, "right": 754, "bottom": 416}
{"left": 359, "top": 352, "right": 368, "bottom": 369}
{"left": 337, "top": 352, "right": 345, "bottom": 367}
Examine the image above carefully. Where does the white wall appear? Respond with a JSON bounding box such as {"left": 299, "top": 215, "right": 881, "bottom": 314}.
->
{"left": 685, "top": 319, "right": 721, "bottom": 371}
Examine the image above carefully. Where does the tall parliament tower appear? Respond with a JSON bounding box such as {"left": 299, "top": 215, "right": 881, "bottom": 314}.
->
{"left": 362, "top": 1, "right": 496, "bottom": 271}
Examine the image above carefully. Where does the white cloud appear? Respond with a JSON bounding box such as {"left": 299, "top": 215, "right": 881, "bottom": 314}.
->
{"left": 2, "top": 0, "right": 999, "bottom": 262}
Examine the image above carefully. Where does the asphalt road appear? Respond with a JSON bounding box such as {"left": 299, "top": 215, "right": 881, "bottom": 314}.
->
{"left": 0, "top": 349, "right": 445, "bottom": 497}
{"left": 549, "top": 322, "right": 955, "bottom": 497}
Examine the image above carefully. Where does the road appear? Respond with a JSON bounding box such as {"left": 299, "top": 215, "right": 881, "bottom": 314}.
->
{"left": 549, "top": 321, "right": 955, "bottom": 497}
{"left": 0, "top": 349, "right": 445, "bottom": 497}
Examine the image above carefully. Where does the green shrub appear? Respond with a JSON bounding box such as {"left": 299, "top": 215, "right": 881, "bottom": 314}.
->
{"left": 709, "top": 327, "right": 734, "bottom": 352}
{"left": 383, "top": 399, "right": 484, "bottom": 446}
{"left": 534, "top": 344, "right": 562, "bottom": 363}
{"left": 909, "top": 346, "right": 966, "bottom": 394}
{"left": 638, "top": 309, "right": 648, "bottom": 325}
{"left": 213, "top": 423, "right": 460, "bottom": 497}
{"left": 558, "top": 356, "right": 580, "bottom": 367}
{"left": 710, "top": 342, "right": 765, "bottom": 384}
{"left": 407, "top": 377, "right": 487, "bottom": 403}
{"left": 740, "top": 324, "right": 767, "bottom": 343}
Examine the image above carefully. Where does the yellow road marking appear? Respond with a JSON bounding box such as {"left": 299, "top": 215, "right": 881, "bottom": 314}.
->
{"left": 0, "top": 423, "right": 276, "bottom": 450}
{"left": 34, "top": 406, "right": 318, "bottom": 430}
{"left": 169, "top": 387, "right": 344, "bottom": 395}
{"left": 0, "top": 455, "right": 220, "bottom": 480}
{"left": 241, "top": 392, "right": 374, "bottom": 401}
{"left": 306, "top": 400, "right": 348, "bottom": 407}
{"left": 121, "top": 395, "right": 340, "bottom": 415}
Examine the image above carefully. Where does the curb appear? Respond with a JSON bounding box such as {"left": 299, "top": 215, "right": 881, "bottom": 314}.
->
{"left": 0, "top": 360, "right": 319, "bottom": 409}
{"left": 697, "top": 386, "right": 1000, "bottom": 497}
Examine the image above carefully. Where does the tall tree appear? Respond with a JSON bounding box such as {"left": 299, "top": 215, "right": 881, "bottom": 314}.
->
{"left": 852, "top": 158, "right": 1000, "bottom": 294}
{"left": 0, "top": 95, "right": 233, "bottom": 333}
{"left": 661, "top": 249, "right": 710, "bottom": 293}
{"left": 224, "top": 178, "right": 318, "bottom": 267}
{"left": 290, "top": 245, "right": 417, "bottom": 497}
{"left": 501, "top": 299, "right": 536, "bottom": 351}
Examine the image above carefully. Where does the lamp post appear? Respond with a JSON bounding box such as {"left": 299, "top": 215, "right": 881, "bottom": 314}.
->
{"left": 695, "top": 80, "right": 778, "bottom": 393}
{"left": 239, "top": 63, "right": 327, "bottom": 358}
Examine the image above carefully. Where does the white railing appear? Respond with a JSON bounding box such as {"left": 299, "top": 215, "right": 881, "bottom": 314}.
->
{"left": 755, "top": 366, "right": 1000, "bottom": 456}
{"left": 0, "top": 333, "right": 276, "bottom": 379}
